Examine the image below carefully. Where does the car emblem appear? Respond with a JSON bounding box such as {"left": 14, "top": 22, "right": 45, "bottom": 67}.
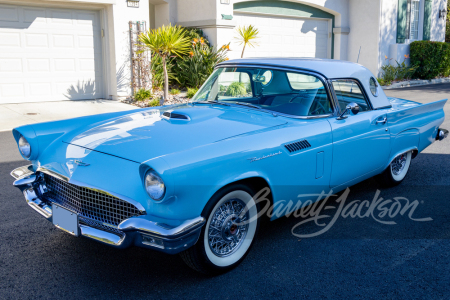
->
{"left": 74, "top": 160, "right": 90, "bottom": 166}
{"left": 247, "top": 151, "right": 282, "bottom": 163}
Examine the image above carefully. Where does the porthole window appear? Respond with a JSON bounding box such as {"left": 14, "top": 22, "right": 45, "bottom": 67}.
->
{"left": 369, "top": 77, "right": 378, "bottom": 97}
{"left": 261, "top": 70, "right": 272, "bottom": 86}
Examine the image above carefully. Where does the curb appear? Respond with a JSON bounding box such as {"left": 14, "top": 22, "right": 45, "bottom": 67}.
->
{"left": 382, "top": 77, "right": 450, "bottom": 90}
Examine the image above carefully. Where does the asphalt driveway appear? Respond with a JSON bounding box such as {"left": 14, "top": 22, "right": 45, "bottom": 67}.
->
{"left": 0, "top": 85, "right": 449, "bottom": 299}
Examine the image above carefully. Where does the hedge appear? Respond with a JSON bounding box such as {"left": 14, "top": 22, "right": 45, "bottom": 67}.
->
{"left": 410, "top": 41, "right": 450, "bottom": 80}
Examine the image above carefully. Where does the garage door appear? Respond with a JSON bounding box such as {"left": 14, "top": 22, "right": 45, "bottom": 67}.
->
{"left": 0, "top": 4, "right": 104, "bottom": 104}
{"left": 233, "top": 13, "right": 330, "bottom": 59}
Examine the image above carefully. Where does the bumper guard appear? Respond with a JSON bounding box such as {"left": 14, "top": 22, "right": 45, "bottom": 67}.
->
{"left": 11, "top": 166, "right": 205, "bottom": 254}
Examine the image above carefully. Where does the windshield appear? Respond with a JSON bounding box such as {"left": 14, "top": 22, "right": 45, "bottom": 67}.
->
{"left": 191, "top": 67, "right": 333, "bottom": 117}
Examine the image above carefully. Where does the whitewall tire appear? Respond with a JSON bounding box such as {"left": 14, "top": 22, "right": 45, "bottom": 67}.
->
{"left": 377, "top": 151, "right": 413, "bottom": 187}
{"left": 180, "top": 184, "right": 260, "bottom": 274}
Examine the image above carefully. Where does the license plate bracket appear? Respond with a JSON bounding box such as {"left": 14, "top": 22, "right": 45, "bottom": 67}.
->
{"left": 52, "top": 203, "right": 79, "bottom": 236}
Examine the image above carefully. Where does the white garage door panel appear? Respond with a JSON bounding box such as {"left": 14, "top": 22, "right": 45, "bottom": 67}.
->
{"left": 0, "top": 4, "right": 104, "bottom": 103}
{"left": 233, "top": 13, "right": 330, "bottom": 59}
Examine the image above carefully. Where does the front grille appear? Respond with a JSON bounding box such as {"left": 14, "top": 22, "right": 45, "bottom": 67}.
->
{"left": 42, "top": 174, "right": 144, "bottom": 226}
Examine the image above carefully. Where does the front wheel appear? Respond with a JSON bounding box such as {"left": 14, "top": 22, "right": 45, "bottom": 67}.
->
{"left": 377, "top": 151, "right": 412, "bottom": 187}
{"left": 180, "top": 184, "right": 260, "bottom": 275}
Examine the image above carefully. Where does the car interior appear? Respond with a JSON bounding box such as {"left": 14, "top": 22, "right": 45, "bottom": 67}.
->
{"left": 194, "top": 67, "right": 371, "bottom": 116}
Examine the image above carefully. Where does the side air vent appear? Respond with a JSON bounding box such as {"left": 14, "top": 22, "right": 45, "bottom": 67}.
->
{"left": 285, "top": 140, "right": 311, "bottom": 153}
{"left": 162, "top": 111, "right": 190, "bottom": 120}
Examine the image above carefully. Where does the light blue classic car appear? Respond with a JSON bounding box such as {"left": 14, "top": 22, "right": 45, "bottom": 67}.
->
{"left": 11, "top": 58, "right": 448, "bottom": 274}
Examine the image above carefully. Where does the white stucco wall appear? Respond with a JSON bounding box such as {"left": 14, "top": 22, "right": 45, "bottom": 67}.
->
{"left": 347, "top": 0, "right": 381, "bottom": 76}
{"left": 154, "top": 3, "right": 170, "bottom": 28}
{"left": 431, "top": 0, "right": 447, "bottom": 41}
{"left": 378, "top": 0, "right": 398, "bottom": 75}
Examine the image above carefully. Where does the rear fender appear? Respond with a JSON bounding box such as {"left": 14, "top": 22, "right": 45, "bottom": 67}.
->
{"left": 383, "top": 129, "right": 419, "bottom": 170}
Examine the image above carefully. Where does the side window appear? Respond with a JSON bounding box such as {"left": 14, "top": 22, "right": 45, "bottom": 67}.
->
{"left": 331, "top": 80, "right": 371, "bottom": 112}
{"left": 283, "top": 72, "right": 333, "bottom": 116}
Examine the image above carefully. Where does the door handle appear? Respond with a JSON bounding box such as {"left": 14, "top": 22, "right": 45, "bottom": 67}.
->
{"left": 376, "top": 117, "right": 387, "bottom": 124}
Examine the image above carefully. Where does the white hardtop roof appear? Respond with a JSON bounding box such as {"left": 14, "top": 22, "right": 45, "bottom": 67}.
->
{"left": 218, "top": 58, "right": 392, "bottom": 109}
{"left": 221, "top": 58, "right": 369, "bottom": 79}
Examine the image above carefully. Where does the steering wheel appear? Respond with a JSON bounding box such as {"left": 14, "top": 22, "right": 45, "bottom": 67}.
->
{"left": 309, "top": 100, "right": 327, "bottom": 115}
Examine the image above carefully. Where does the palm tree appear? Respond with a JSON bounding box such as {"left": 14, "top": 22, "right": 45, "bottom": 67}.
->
{"left": 234, "top": 25, "right": 259, "bottom": 58}
{"left": 139, "top": 24, "right": 190, "bottom": 103}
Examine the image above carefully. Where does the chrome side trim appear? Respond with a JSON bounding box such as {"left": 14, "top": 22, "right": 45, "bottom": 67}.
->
{"left": 10, "top": 165, "right": 34, "bottom": 180}
{"left": 374, "top": 105, "right": 393, "bottom": 110}
{"left": 118, "top": 216, "right": 206, "bottom": 238}
{"left": 80, "top": 225, "right": 125, "bottom": 246}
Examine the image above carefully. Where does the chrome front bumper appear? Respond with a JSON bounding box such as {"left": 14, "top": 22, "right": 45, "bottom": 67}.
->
{"left": 11, "top": 166, "right": 205, "bottom": 254}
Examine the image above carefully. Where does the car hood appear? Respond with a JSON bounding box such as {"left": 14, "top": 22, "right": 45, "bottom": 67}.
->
{"left": 63, "top": 104, "right": 287, "bottom": 163}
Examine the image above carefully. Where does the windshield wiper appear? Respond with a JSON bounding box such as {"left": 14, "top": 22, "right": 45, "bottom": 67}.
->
{"left": 234, "top": 102, "right": 261, "bottom": 109}
{"left": 195, "top": 100, "right": 230, "bottom": 106}
{"left": 234, "top": 102, "right": 279, "bottom": 117}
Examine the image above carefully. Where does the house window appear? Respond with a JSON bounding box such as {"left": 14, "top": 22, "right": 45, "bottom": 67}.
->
{"left": 409, "top": 0, "right": 420, "bottom": 40}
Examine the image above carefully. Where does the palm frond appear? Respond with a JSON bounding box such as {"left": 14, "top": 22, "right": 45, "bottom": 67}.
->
{"left": 234, "top": 25, "right": 260, "bottom": 48}
{"left": 139, "top": 24, "right": 191, "bottom": 58}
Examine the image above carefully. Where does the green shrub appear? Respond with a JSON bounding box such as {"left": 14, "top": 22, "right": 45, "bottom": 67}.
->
{"left": 377, "top": 77, "right": 386, "bottom": 86}
{"left": 410, "top": 41, "right": 450, "bottom": 79}
{"left": 186, "top": 87, "right": 198, "bottom": 98}
{"left": 225, "top": 82, "right": 247, "bottom": 97}
{"left": 134, "top": 88, "right": 152, "bottom": 101}
{"left": 380, "top": 58, "right": 417, "bottom": 85}
{"left": 148, "top": 98, "right": 160, "bottom": 107}
{"left": 170, "top": 88, "right": 180, "bottom": 95}
{"left": 175, "top": 46, "right": 228, "bottom": 88}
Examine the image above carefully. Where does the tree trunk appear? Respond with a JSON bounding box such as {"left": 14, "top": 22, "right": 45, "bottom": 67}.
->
{"left": 241, "top": 43, "right": 246, "bottom": 58}
{"left": 162, "top": 55, "right": 169, "bottom": 104}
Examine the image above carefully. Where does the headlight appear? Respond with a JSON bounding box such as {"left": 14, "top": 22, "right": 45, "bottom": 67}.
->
{"left": 145, "top": 170, "right": 165, "bottom": 200}
{"left": 18, "top": 136, "right": 31, "bottom": 158}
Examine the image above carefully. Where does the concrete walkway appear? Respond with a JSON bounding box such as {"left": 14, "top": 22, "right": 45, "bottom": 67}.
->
{"left": 0, "top": 100, "right": 135, "bottom": 132}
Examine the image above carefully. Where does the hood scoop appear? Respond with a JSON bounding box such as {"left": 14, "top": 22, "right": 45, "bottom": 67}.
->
{"left": 162, "top": 111, "right": 190, "bottom": 121}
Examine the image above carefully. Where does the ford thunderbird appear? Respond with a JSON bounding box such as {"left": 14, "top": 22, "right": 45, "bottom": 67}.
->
{"left": 11, "top": 58, "right": 448, "bottom": 274}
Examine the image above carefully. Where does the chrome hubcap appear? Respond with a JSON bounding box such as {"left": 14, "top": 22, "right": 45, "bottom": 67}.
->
{"left": 208, "top": 199, "right": 249, "bottom": 257}
{"left": 391, "top": 153, "right": 407, "bottom": 175}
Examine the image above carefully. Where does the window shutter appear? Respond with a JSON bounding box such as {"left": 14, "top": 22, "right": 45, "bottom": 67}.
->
{"left": 423, "top": 0, "right": 432, "bottom": 40}
{"left": 397, "top": 0, "right": 408, "bottom": 43}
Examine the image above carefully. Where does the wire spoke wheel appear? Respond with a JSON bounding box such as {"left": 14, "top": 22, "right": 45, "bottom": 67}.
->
{"left": 208, "top": 198, "right": 249, "bottom": 257}
{"left": 180, "top": 185, "right": 260, "bottom": 274}
{"left": 391, "top": 153, "right": 408, "bottom": 175}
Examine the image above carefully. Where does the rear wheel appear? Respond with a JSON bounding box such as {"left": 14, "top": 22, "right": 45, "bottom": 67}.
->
{"left": 180, "top": 184, "right": 260, "bottom": 275}
{"left": 377, "top": 151, "right": 412, "bottom": 187}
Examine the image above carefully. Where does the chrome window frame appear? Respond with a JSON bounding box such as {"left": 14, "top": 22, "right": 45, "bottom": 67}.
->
{"left": 328, "top": 78, "right": 374, "bottom": 114}
{"left": 369, "top": 77, "right": 379, "bottom": 97}
{"left": 212, "top": 63, "right": 340, "bottom": 119}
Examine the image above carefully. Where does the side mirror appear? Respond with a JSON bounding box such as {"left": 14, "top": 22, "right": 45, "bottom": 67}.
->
{"left": 337, "top": 102, "right": 360, "bottom": 120}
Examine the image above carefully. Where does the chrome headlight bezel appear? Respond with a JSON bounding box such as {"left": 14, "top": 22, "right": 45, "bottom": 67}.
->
{"left": 18, "top": 135, "right": 31, "bottom": 159}
{"left": 144, "top": 169, "right": 166, "bottom": 201}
